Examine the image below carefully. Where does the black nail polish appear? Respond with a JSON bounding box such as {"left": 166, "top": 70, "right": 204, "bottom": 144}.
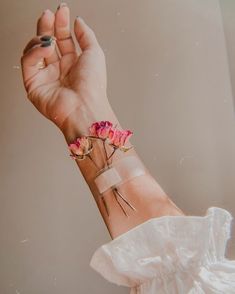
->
{"left": 41, "top": 40, "right": 52, "bottom": 47}
{"left": 76, "top": 16, "right": 84, "bottom": 22}
{"left": 40, "top": 35, "right": 52, "bottom": 42}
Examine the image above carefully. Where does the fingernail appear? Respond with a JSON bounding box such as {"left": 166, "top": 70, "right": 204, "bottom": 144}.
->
{"left": 40, "top": 36, "right": 55, "bottom": 47}
{"left": 40, "top": 35, "right": 52, "bottom": 42}
{"left": 57, "top": 2, "right": 67, "bottom": 10}
{"left": 43, "top": 9, "right": 51, "bottom": 15}
{"left": 76, "top": 16, "right": 84, "bottom": 22}
{"left": 41, "top": 40, "right": 52, "bottom": 47}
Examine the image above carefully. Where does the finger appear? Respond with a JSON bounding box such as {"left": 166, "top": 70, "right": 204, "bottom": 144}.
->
{"left": 21, "top": 39, "right": 56, "bottom": 91}
{"left": 37, "top": 9, "right": 60, "bottom": 64}
{"left": 22, "top": 35, "right": 55, "bottom": 55}
{"left": 74, "top": 16, "right": 101, "bottom": 51}
{"left": 55, "top": 3, "right": 76, "bottom": 56}
{"left": 23, "top": 36, "right": 41, "bottom": 55}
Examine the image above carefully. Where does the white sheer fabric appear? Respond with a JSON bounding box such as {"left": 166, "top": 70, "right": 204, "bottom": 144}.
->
{"left": 90, "top": 207, "right": 235, "bottom": 293}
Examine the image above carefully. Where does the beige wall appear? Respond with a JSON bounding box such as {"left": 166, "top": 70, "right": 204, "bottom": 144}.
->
{"left": 0, "top": 0, "right": 234, "bottom": 293}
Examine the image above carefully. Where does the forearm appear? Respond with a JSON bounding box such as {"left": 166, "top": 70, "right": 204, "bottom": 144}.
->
{"left": 61, "top": 100, "right": 185, "bottom": 239}
{"left": 20, "top": 3, "right": 183, "bottom": 240}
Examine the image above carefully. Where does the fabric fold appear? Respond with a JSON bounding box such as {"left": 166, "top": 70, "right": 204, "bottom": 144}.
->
{"left": 90, "top": 207, "right": 235, "bottom": 293}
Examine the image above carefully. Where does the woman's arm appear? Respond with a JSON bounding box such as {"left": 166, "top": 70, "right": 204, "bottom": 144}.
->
{"left": 20, "top": 3, "right": 184, "bottom": 240}
{"left": 61, "top": 100, "right": 185, "bottom": 239}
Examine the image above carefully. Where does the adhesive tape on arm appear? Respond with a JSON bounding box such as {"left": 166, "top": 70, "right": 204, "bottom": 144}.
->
{"left": 94, "top": 155, "right": 146, "bottom": 194}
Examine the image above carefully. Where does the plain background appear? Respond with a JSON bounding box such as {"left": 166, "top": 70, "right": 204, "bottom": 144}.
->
{"left": 0, "top": 0, "right": 235, "bottom": 293}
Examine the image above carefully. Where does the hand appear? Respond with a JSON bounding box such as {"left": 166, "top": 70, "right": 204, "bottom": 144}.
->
{"left": 20, "top": 3, "right": 110, "bottom": 133}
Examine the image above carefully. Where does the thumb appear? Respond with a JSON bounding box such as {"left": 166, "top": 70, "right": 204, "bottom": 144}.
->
{"left": 74, "top": 16, "right": 100, "bottom": 51}
{"left": 21, "top": 38, "right": 56, "bottom": 93}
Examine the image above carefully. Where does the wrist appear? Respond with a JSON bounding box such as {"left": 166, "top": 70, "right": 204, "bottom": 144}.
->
{"left": 61, "top": 100, "right": 137, "bottom": 183}
{"left": 61, "top": 100, "right": 123, "bottom": 145}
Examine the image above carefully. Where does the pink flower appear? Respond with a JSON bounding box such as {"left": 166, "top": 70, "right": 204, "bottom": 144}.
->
{"left": 68, "top": 137, "right": 91, "bottom": 158}
{"left": 89, "top": 121, "right": 113, "bottom": 139}
{"left": 108, "top": 129, "right": 133, "bottom": 148}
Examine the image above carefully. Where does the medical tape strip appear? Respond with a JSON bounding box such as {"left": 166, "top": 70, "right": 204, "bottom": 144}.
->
{"left": 94, "top": 155, "right": 146, "bottom": 194}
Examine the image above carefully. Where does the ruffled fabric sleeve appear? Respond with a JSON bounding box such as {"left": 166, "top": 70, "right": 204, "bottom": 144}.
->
{"left": 89, "top": 207, "right": 235, "bottom": 294}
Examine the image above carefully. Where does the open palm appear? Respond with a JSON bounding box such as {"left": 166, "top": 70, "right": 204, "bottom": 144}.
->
{"left": 21, "top": 4, "right": 107, "bottom": 130}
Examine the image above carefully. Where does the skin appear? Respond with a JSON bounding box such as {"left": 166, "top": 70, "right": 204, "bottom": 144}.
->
{"left": 20, "top": 3, "right": 185, "bottom": 239}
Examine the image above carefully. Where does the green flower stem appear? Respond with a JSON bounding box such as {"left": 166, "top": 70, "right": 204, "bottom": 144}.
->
{"left": 103, "top": 140, "right": 109, "bottom": 167}
{"left": 114, "top": 188, "right": 137, "bottom": 211}
{"left": 113, "top": 189, "right": 129, "bottom": 217}
{"left": 101, "top": 195, "right": 109, "bottom": 216}
{"left": 107, "top": 147, "right": 117, "bottom": 162}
